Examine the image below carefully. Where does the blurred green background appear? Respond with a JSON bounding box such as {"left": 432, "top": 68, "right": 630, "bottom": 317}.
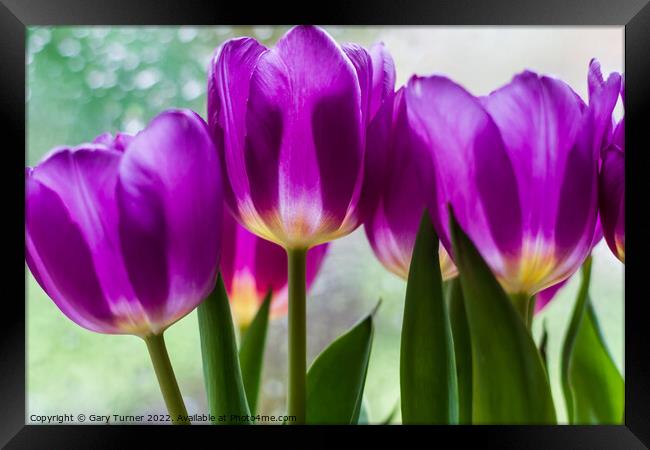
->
{"left": 26, "top": 26, "right": 624, "bottom": 424}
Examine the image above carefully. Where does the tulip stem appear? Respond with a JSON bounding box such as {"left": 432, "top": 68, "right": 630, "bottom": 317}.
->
{"left": 144, "top": 333, "right": 190, "bottom": 425}
{"left": 511, "top": 293, "right": 534, "bottom": 330}
{"left": 287, "top": 247, "right": 308, "bottom": 424}
{"left": 239, "top": 323, "right": 249, "bottom": 343}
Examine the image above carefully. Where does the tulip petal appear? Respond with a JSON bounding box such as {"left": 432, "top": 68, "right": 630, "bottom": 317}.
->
{"left": 26, "top": 174, "right": 116, "bottom": 333}
{"left": 252, "top": 233, "right": 289, "bottom": 297}
{"left": 28, "top": 147, "right": 151, "bottom": 325}
{"left": 535, "top": 279, "right": 566, "bottom": 313}
{"left": 405, "top": 75, "right": 522, "bottom": 274}
{"left": 612, "top": 118, "right": 624, "bottom": 152}
{"left": 587, "top": 59, "right": 622, "bottom": 149}
{"left": 246, "top": 25, "right": 364, "bottom": 245}
{"left": 208, "top": 37, "right": 268, "bottom": 215}
{"left": 117, "top": 110, "right": 222, "bottom": 324}
{"left": 342, "top": 43, "right": 373, "bottom": 126}
{"left": 554, "top": 68, "right": 620, "bottom": 270}
{"left": 382, "top": 92, "right": 424, "bottom": 247}
{"left": 369, "top": 42, "right": 396, "bottom": 119}
{"left": 600, "top": 146, "right": 625, "bottom": 262}
{"left": 587, "top": 58, "right": 606, "bottom": 100}
{"left": 481, "top": 73, "right": 584, "bottom": 245}
{"left": 553, "top": 135, "right": 597, "bottom": 265}
{"left": 365, "top": 90, "right": 425, "bottom": 279}
{"left": 93, "top": 132, "right": 133, "bottom": 152}
{"left": 358, "top": 89, "right": 394, "bottom": 223}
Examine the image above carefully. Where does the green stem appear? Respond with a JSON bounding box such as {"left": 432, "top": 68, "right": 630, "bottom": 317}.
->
{"left": 287, "top": 247, "right": 307, "bottom": 424}
{"left": 238, "top": 322, "right": 249, "bottom": 344}
{"left": 511, "top": 292, "right": 534, "bottom": 330}
{"left": 144, "top": 333, "right": 190, "bottom": 425}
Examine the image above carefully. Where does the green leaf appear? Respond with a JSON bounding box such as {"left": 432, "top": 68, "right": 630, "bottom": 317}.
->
{"left": 561, "top": 257, "right": 624, "bottom": 424}
{"left": 306, "top": 308, "right": 375, "bottom": 424}
{"left": 539, "top": 318, "right": 550, "bottom": 376}
{"left": 400, "top": 212, "right": 458, "bottom": 424}
{"left": 238, "top": 291, "right": 271, "bottom": 415}
{"left": 380, "top": 402, "right": 400, "bottom": 425}
{"left": 357, "top": 397, "right": 370, "bottom": 424}
{"left": 197, "top": 274, "right": 251, "bottom": 424}
{"left": 447, "top": 277, "right": 472, "bottom": 424}
{"left": 449, "top": 212, "right": 556, "bottom": 424}
{"left": 358, "top": 398, "right": 400, "bottom": 424}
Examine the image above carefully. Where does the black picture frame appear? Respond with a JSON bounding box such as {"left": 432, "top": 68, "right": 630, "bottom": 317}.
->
{"left": 2, "top": 0, "right": 649, "bottom": 447}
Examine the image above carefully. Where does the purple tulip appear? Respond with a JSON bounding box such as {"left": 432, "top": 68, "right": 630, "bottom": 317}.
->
{"left": 364, "top": 89, "right": 457, "bottom": 281}
{"left": 405, "top": 65, "right": 621, "bottom": 297}
{"left": 25, "top": 109, "right": 222, "bottom": 336}
{"left": 221, "top": 211, "right": 329, "bottom": 327}
{"left": 590, "top": 60, "right": 625, "bottom": 263}
{"left": 535, "top": 280, "right": 567, "bottom": 313}
{"left": 535, "top": 217, "right": 604, "bottom": 313}
{"left": 208, "top": 25, "right": 395, "bottom": 250}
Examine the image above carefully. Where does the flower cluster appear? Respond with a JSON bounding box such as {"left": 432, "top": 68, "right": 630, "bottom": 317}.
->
{"left": 25, "top": 26, "right": 624, "bottom": 425}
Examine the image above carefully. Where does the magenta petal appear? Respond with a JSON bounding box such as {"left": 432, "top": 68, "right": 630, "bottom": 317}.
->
{"left": 365, "top": 88, "right": 457, "bottom": 280}
{"left": 553, "top": 132, "right": 598, "bottom": 265}
{"left": 342, "top": 43, "right": 373, "bottom": 126}
{"left": 612, "top": 117, "right": 624, "bottom": 151}
{"left": 93, "top": 132, "right": 134, "bottom": 152}
{"left": 620, "top": 74, "right": 625, "bottom": 104}
{"left": 554, "top": 64, "right": 620, "bottom": 264}
{"left": 482, "top": 73, "right": 584, "bottom": 246}
{"left": 117, "top": 110, "right": 222, "bottom": 322}
{"left": 383, "top": 94, "right": 425, "bottom": 248}
{"left": 587, "top": 59, "right": 622, "bottom": 149}
{"left": 365, "top": 92, "right": 413, "bottom": 278}
{"left": 406, "top": 75, "right": 522, "bottom": 274}
{"left": 245, "top": 25, "right": 364, "bottom": 245}
{"left": 29, "top": 146, "right": 142, "bottom": 313}
{"left": 357, "top": 46, "right": 396, "bottom": 222}
{"left": 243, "top": 77, "right": 283, "bottom": 220}
{"left": 365, "top": 90, "right": 423, "bottom": 278}
{"left": 369, "top": 42, "right": 396, "bottom": 119}
{"left": 26, "top": 158, "right": 119, "bottom": 334}
{"left": 587, "top": 58, "right": 606, "bottom": 100}
{"left": 535, "top": 279, "right": 567, "bottom": 313}
{"left": 358, "top": 89, "right": 395, "bottom": 223}
{"left": 599, "top": 145, "right": 625, "bottom": 262}
{"left": 208, "top": 37, "right": 268, "bottom": 214}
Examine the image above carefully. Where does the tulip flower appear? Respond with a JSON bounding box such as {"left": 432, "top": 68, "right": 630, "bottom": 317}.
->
{"left": 364, "top": 89, "right": 457, "bottom": 281}
{"left": 25, "top": 109, "right": 222, "bottom": 423}
{"left": 208, "top": 25, "right": 394, "bottom": 422}
{"left": 590, "top": 61, "right": 625, "bottom": 263}
{"left": 208, "top": 26, "right": 392, "bottom": 249}
{"left": 221, "top": 211, "right": 329, "bottom": 331}
{"left": 405, "top": 65, "right": 621, "bottom": 323}
{"left": 536, "top": 219, "right": 604, "bottom": 314}
{"left": 537, "top": 61, "right": 623, "bottom": 312}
